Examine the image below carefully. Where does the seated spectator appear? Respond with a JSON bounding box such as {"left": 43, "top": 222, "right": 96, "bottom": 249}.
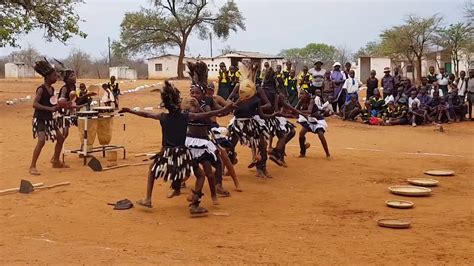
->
{"left": 417, "top": 86, "right": 432, "bottom": 110}
{"left": 394, "top": 86, "right": 408, "bottom": 105}
{"left": 448, "top": 88, "right": 467, "bottom": 122}
{"left": 408, "top": 90, "right": 421, "bottom": 111}
{"left": 384, "top": 98, "right": 409, "bottom": 125}
{"left": 408, "top": 101, "right": 428, "bottom": 127}
{"left": 434, "top": 97, "right": 452, "bottom": 123}
{"left": 361, "top": 88, "right": 384, "bottom": 122}
{"left": 427, "top": 90, "right": 442, "bottom": 116}
{"left": 382, "top": 100, "right": 397, "bottom": 120}
{"left": 384, "top": 90, "right": 395, "bottom": 106}
{"left": 342, "top": 94, "right": 362, "bottom": 121}
{"left": 314, "top": 88, "right": 334, "bottom": 117}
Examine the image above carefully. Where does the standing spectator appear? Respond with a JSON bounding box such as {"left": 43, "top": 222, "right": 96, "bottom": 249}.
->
{"left": 322, "top": 71, "right": 334, "bottom": 100}
{"left": 330, "top": 62, "right": 346, "bottom": 113}
{"left": 342, "top": 70, "right": 362, "bottom": 102}
{"left": 217, "top": 62, "right": 231, "bottom": 99}
{"left": 448, "top": 73, "right": 457, "bottom": 93}
{"left": 108, "top": 76, "right": 120, "bottom": 109}
{"left": 283, "top": 60, "right": 292, "bottom": 80}
{"left": 467, "top": 69, "right": 474, "bottom": 120}
{"left": 275, "top": 65, "right": 286, "bottom": 95}
{"left": 381, "top": 67, "right": 395, "bottom": 98}
{"left": 366, "top": 70, "right": 378, "bottom": 100}
{"left": 285, "top": 69, "right": 299, "bottom": 107}
{"left": 228, "top": 65, "right": 241, "bottom": 90}
{"left": 393, "top": 67, "right": 402, "bottom": 97}
{"left": 343, "top": 62, "right": 352, "bottom": 79}
{"left": 308, "top": 60, "right": 326, "bottom": 95}
{"left": 456, "top": 70, "right": 468, "bottom": 101}
{"left": 298, "top": 66, "right": 312, "bottom": 94}
{"left": 426, "top": 66, "right": 438, "bottom": 87}
{"left": 436, "top": 67, "right": 449, "bottom": 96}
{"left": 448, "top": 88, "right": 466, "bottom": 122}
{"left": 258, "top": 62, "right": 270, "bottom": 86}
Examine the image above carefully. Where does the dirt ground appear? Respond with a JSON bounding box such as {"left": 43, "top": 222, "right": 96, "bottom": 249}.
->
{"left": 0, "top": 78, "right": 473, "bottom": 265}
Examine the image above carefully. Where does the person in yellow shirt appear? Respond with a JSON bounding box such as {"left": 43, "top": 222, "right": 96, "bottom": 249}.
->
{"left": 298, "top": 66, "right": 312, "bottom": 94}
{"left": 285, "top": 70, "right": 299, "bottom": 106}
{"left": 228, "top": 65, "right": 241, "bottom": 89}
{"left": 217, "top": 62, "right": 231, "bottom": 99}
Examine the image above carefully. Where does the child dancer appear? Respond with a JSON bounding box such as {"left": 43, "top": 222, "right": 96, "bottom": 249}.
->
{"left": 297, "top": 93, "right": 331, "bottom": 159}
{"left": 29, "top": 59, "right": 69, "bottom": 175}
{"left": 120, "top": 81, "right": 233, "bottom": 216}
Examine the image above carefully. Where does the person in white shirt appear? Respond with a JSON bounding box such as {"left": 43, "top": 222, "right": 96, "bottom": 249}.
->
{"left": 455, "top": 70, "right": 468, "bottom": 99}
{"left": 436, "top": 67, "right": 449, "bottom": 96}
{"left": 101, "top": 83, "right": 116, "bottom": 108}
{"left": 308, "top": 60, "right": 326, "bottom": 94}
{"left": 384, "top": 91, "right": 395, "bottom": 106}
{"left": 314, "top": 88, "right": 334, "bottom": 116}
{"left": 342, "top": 70, "right": 362, "bottom": 102}
{"left": 408, "top": 90, "right": 421, "bottom": 111}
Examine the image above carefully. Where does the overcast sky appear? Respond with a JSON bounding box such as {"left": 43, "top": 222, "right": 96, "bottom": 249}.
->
{"left": 0, "top": 0, "right": 466, "bottom": 60}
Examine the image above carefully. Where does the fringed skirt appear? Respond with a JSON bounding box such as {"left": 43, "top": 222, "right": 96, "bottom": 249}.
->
{"left": 32, "top": 118, "right": 58, "bottom": 142}
{"left": 297, "top": 115, "right": 328, "bottom": 134}
{"left": 150, "top": 146, "right": 193, "bottom": 181}
{"left": 210, "top": 127, "right": 232, "bottom": 149}
{"left": 185, "top": 136, "right": 218, "bottom": 164}
{"left": 57, "top": 115, "right": 78, "bottom": 128}
{"left": 266, "top": 116, "right": 295, "bottom": 135}
{"left": 228, "top": 115, "right": 269, "bottom": 151}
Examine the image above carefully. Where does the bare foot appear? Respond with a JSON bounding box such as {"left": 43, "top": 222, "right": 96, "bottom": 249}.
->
{"left": 256, "top": 169, "right": 266, "bottom": 178}
{"left": 212, "top": 196, "right": 220, "bottom": 205}
{"left": 167, "top": 190, "right": 180, "bottom": 198}
{"left": 264, "top": 170, "right": 272, "bottom": 178}
{"left": 52, "top": 161, "right": 69, "bottom": 168}
{"left": 29, "top": 167, "right": 41, "bottom": 176}
{"left": 216, "top": 185, "right": 230, "bottom": 197}
{"left": 186, "top": 194, "right": 193, "bottom": 202}
{"left": 326, "top": 155, "right": 332, "bottom": 161}
{"left": 136, "top": 199, "right": 152, "bottom": 208}
{"left": 298, "top": 154, "right": 306, "bottom": 158}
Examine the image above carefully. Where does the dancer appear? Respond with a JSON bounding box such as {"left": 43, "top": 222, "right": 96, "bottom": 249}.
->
{"left": 119, "top": 81, "right": 233, "bottom": 216}
{"left": 29, "top": 59, "right": 69, "bottom": 175}
{"left": 57, "top": 67, "right": 78, "bottom": 139}
{"left": 297, "top": 91, "right": 331, "bottom": 159}
{"left": 228, "top": 62, "right": 276, "bottom": 178}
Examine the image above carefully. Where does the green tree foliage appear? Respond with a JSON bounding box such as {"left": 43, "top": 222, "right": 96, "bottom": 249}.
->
{"left": 380, "top": 15, "right": 442, "bottom": 82}
{"left": 0, "top": 0, "right": 87, "bottom": 47}
{"left": 114, "top": 0, "right": 245, "bottom": 78}
{"left": 354, "top": 41, "right": 381, "bottom": 58}
{"left": 433, "top": 22, "right": 474, "bottom": 75}
{"left": 279, "top": 43, "right": 337, "bottom": 68}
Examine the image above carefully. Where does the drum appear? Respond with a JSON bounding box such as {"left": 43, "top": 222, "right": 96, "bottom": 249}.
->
{"left": 77, "top": 111, "right": 98, "bottom": 151}
{"left": 93, "top": 106, "right": 114, "bottom": 145}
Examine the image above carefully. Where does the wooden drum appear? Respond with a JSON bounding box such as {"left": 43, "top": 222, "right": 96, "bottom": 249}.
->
{"left": 77, "top": 111, "right": 98, "bottom": 151}
{"left": 93, "top": 106, "right": 114, "bottom": 145}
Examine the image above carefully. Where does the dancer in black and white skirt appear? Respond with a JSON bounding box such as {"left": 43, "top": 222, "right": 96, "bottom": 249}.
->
{"left": 29, "top": 59, "right": 70, "bottom": 175}
{"left": 119, "top": 81, "right": 234, "bottom": 216}
{"left": 57, "top": 68, "right": 78, "bottom": 136}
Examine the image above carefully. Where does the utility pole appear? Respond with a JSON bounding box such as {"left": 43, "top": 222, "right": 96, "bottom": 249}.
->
{"left": 209, "top": 33, "right": 213, "bottom": 58}
{"left": 108, "top": 37, "right": 112, "bottom": 67}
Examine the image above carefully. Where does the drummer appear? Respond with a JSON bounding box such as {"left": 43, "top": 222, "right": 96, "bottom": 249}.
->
{"left": 101, "top": 83, "right": 116, "bottom": 108}
{"left": 75, "top": 83, "right": 93, "bottom": 110}
{"left": 108, "top": 76, "right": 120, "bottom": 108}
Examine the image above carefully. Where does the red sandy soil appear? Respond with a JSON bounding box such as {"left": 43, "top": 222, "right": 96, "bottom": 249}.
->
{"left": 0, "top": 78, "right": 473, "bottom": 264}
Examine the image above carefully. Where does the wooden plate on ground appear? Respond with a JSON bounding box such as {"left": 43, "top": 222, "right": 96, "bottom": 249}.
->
{"left": 424, "top": 169, "right": 455, "bottom": 176}
{"left": 407, "top": 178, "right": 439, "bottom": 187}
{"left": 389, "top": 185, "right": 431, "bottom": 196}
{"left": 377, "top": 219, "right": 411, "bottom": 229}
{"left": 385, "top": 200, "right": 414, "bottom": 209}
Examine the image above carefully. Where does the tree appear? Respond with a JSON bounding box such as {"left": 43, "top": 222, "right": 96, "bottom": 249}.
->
{"left": 279, "top": 43, "right": 337, "bottom": 69}
{"left": 9, "top": 45, "right": 41, "bottom": 66}
{"left": 335, "top": 45, "right": 353, "bottom": 65}
{"left": 0, "top": 0, "right": 87, "bottom": 47}
{"left": 380, "top": 15, "right": 442, "bottom": 82}
{"left": 354, "top": 41, "right": 380, "bottom": 58}
{"left": 433, "top": 22, "right": 474, "bottom": 76}
{"left": 380, "top": 25, "right": 417, "bottom": 81}
{"left": 65, "top": 48, "right": 91, "bottom": 78}
{"left": 465, "top": 0, "right": 474, "bottom": 24}
{"left": 114, "top": 0, "right": 245, "bottom": 79}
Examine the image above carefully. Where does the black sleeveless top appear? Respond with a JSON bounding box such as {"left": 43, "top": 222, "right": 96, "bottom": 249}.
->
{"left": 159, "top": 112, "right": 189, "bottom": 147}
{"left": 59, "top": 85, "right": 75, "bottom": 114}
{"left": 263, "top": 88, "right": 276, "bottom": 113}
{"left": 33, "top": 85, "right": 55, "bottom": 120}
{"left": 234, "top": 96, "right": 260, "bottom": 118}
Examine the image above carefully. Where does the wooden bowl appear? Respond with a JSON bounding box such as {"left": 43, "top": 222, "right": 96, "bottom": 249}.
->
{"left": 385, "top": 200, "right": 414, "bottom": 209}
{"left": 407, "top": 178, "right": 439, "bottom": 187}
{"left": 424, "top": 169, "right": 455, "bottom": 176}
{"left": 377, "top": 219, "right": 411, "bottom": 229}
{"left": 388, "top": 185, "right": 431, "bottom": 196}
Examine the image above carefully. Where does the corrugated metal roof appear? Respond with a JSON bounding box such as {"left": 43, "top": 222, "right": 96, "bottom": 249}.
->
{"left": 216, "top": 51, "right": 283, "bottom": 59}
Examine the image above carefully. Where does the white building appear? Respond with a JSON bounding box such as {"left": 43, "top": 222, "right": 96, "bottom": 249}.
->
{"left": 356, "top": 57, "right": 392, "bottom": 82}
{"left": 4, "top": 62, "right": 39, "bottom": 78}
{"left": 147, "top": 54, "right": 195, "bottom": 79}
{"left": 146, "top": 51, "right": 284, "bottom": 80}
{"left": 109, "top": 66, "right": 137, "bottom": 80}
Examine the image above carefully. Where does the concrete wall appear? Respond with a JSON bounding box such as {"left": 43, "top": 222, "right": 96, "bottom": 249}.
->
{"left": 109, "top": 66, "right": 137, "bottom": 80}
{"left": 202, "top": 58, "right": 232, "bottom": 80}
{"left": 147, "top": 56, "right": 194, "bottom": 79}
{"left": 5, "top": 63, "right": 37, "bottom": 78}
